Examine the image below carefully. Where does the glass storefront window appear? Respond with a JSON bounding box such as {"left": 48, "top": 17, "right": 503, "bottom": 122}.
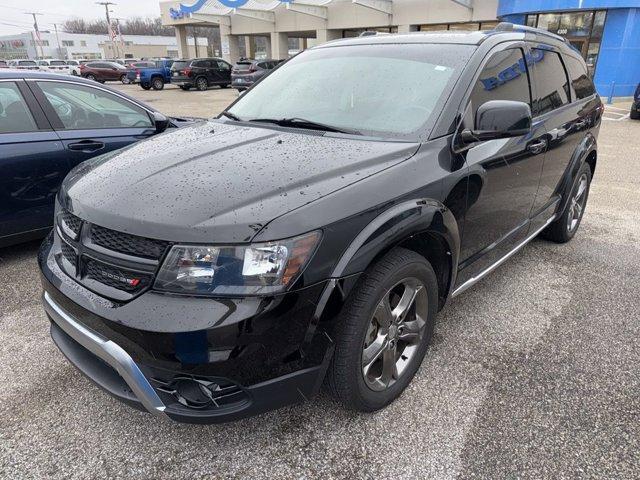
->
{"left": 449, "top": 22, "right": 480, "bottom": 31}
{"left": 419, "top": 24, "right": 449, "bottom": 31}
{"left": 480, "top": 22, "right": 500, "bottom": 30}
{"left": 592, "top": 10, "right": 606, "bottom": 38}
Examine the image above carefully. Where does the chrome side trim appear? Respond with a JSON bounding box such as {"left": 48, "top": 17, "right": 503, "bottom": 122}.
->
{"left": 451, "top": 215, "right": 556, "bottom": 298}
{"left": 43, "top": 291, "right": 167, "bottom": 417}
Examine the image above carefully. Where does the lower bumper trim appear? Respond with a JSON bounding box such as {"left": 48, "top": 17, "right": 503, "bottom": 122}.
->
{"left": 43, "top": 291, "right": 168, "bottom": 417}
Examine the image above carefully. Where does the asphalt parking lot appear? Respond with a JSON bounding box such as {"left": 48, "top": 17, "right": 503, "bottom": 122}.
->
{"left": 0, "top": 86, "right": 639, "bottom": 479}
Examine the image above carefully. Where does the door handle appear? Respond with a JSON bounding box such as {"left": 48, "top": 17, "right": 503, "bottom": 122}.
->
{"left": 527, "top": 139, "right": 547, "bottom": 155}
{"left": 68, "top": 140, "right": 105, "bottom": 152}
{"left": 574, "top": 120, "right": 588, "bottom": 130}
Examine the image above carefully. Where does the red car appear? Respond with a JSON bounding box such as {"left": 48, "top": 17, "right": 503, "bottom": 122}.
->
{"left": 80, "top": 61, "right": 128, "bottom": 83}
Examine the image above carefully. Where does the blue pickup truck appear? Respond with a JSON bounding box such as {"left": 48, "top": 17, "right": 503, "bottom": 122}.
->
{"left": 127, "top": 59, "right": 174, "bottom": 91}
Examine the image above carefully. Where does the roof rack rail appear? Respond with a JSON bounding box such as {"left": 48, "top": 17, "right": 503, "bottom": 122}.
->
{"left": 359, "top": 30, "right": 390, "bottom": 37}
{"left": 494, "top": 22, "right": 567, "bottom": 43}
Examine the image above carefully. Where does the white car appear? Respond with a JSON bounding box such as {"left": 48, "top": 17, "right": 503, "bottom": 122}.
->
{"left": 69, "top": 60, "right": 91, "bottom": 76}
{"left": 37, "top": 60, "right": 71, "bottom": 74}
{"left": 7, "top": 59, "right": 39, "bottom": 70}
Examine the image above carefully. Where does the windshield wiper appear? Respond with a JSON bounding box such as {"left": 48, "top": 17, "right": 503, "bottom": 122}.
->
{"left": 248, "top": 117, "right": 360, "bottom": 135}
{"left": 219, "top": 111, "right": 242, "bottom": 122}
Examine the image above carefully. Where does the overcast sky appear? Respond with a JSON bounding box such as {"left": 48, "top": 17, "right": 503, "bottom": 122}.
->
{"left": 0, "top": 1, "right": 162, "bottom": 35}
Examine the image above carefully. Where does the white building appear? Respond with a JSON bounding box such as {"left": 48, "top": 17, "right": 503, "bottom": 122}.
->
{"left": 0, "top": 31, "right": 208, "bottom": 60}
{"left": 160, "top": 0, "right": 499, "bottom": 63}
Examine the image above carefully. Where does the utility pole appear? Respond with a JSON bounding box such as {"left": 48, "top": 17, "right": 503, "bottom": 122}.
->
{"left": 96, "top": 2, "right": 118, "bottom": 58}
{"left": 26, "top": 12, "right": 44, "bottom": 59}
{"left": 53, "top": 23, "right": 63, "bottom": 59}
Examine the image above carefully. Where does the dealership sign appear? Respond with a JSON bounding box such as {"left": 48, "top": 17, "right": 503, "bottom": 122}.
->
{"left": 170, "top": 0, "right": 291, "bottom": 18}
{"left": 0, "top": 40, "right": 25, "bottom": 50}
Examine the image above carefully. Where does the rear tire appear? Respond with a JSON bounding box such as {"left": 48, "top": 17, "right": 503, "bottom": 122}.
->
{"left": 630, "top": 108, "right": 640, "bottom": 120}
{"left": 325, "top": 248, "right": 438, "bottom": 412}
{"left": 120, "top": 74, "right": 128, "bottom": 84}
{"left": 152, "top": 77, "right": 164, "bottom": 90}
{"left": 85, "top": 74, "right": 96, "bottom": 82}
{"left": 541, "top": 163, "right": 592, "bottom": 243}
{"left": 196, "top": 77, "right": 208, "bottom": 91}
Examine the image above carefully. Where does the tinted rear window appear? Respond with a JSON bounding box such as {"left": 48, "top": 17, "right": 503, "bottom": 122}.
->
{"left": 50, "top": 61, "right": 66, "bottom": 66}
{"left": 563, "top": 54, "right": 596, "bottom": 100}
{"left": 531, "top": 48, "right": 570, "bottom": 115}
{"left": 19, "top": 61, "right": 37, "bottom": 66}
{"left": 172, "top": 61, "right": 190, "bottom": 70}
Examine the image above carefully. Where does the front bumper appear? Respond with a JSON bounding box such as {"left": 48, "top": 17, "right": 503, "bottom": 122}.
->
{"left": 39, "top": 233, "right": 342, "bottom": 423}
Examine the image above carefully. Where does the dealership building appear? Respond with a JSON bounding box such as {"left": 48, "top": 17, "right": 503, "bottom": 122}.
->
{"left": 161, "top": 0, "right": 640, "bottom": 97}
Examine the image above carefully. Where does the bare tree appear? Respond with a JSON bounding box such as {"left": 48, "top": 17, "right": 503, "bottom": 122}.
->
{"left": 63, "top": 17, "right": 174, "bottom": 36}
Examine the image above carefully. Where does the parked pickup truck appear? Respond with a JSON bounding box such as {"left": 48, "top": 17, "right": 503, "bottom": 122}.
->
{"left": 127, "top": 59, "right": 174, "bottom": 90}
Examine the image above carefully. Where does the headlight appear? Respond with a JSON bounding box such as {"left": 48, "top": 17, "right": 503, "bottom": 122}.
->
{"left": 154, "top": 231, "right": 321, "bottom": 295}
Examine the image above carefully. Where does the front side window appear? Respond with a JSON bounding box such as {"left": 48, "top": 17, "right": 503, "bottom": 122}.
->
{"left": 469, "top": 48, "right": 532, "bottom": 116}
{"left": 0, "top": 82, "right": 38, "bottom": 133}
{"left": 530, "top": 48, "right": 570, "bottom": 115}
{"left": 37, "top": 81, "right": 153, "bottom": 130}
{"left": 227, "top": 43, "right": 474, "bottom": 140}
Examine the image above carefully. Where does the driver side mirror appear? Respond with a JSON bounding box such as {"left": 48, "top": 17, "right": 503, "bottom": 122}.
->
{"left": 460, "top": 100, "right": 532, "bottom": 145}
{"left": 152, "top": 111, "right": 170, "bottom": 133}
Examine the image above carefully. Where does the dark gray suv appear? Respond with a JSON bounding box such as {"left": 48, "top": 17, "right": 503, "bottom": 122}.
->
{"left": 231, "top": 59, "right": 283, "bottom": 91}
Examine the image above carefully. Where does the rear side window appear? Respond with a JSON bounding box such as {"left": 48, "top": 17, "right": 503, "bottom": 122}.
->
{"left": 470, "top": 48, "right": 532, "bottom": 116}
{"left": 563, "top": 55, "right": 596, "bottom": 100}
{"left": 530, "top": 48, "right": 570, "bottom": 115}
{"left": 0, "top": 82, "right": 38, "bottom": 133}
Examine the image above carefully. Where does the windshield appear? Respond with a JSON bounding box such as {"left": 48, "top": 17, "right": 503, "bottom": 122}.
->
{"left": 227, "top": 43, "right": 474, "bottom": 140}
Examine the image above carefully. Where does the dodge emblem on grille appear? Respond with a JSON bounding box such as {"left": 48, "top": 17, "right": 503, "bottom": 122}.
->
{"left": 100, "top": 270, "right": 141, "bottom": 287}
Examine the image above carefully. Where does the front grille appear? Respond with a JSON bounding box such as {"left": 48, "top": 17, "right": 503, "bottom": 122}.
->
{"left": 84, "top": 259, "right": 151, "bottom": 293}
{"left": 60, "top": 242, "right": 77, "bottom": 269}
{"left": 59, "top": 211, "right": 82, "bottom": 238}
{"left": 55, "top": 208, "right": 169, "bottom": 300}
{"left": 90, "top": 224, "right": 169, "bottom": 260}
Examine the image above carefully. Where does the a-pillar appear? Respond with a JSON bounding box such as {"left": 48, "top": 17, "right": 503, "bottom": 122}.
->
{"left": 315, "top": 28, "right": 341, "bottom": 44}
{"left": 270, "top": 31, "right": 288, "bottom": 60}
{"left": 174, "top": 25, "right": 189, "bottom": 58}
{"left": 220, "top": 24, "right": 240, "bottom": 64}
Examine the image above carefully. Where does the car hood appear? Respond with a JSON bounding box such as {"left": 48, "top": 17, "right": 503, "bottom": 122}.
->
{"left": 61, "top": 120, "right": 419, "bottom": 243}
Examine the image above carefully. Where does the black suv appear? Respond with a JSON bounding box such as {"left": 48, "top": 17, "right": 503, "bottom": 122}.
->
{"left": 170, "top": 58, "right": 232, "bottom": 91}
{"left": 39, "top": 24, "right": 602, "bottom": 423}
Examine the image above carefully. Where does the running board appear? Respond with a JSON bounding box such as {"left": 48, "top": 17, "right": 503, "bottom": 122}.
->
{"left": 451, "top": 215, "right": 556, "bottom": 298}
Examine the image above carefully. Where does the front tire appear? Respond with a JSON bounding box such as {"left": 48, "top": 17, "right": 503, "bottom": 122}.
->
{"left": 631, "top": 107, "right": 640, "bottom": 120}
{"left": 542, "top": 163, "right": 592, "bottom": 243}
{"left": 120, "top": 74, "right": 128, "bottom": 84}
{"left": 140, "top": 83, "right": 151, "bottom": 91}
{"left": 85, "top": 74, "right": 97, "bottom": 82}
{"left": 325, "top": 248, "right": 438, "bottom": 412}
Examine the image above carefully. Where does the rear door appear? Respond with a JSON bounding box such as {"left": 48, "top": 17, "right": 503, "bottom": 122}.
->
{"left": 215, "top": 60, "right": 232, "bottom": 84}
{"left": 28, "top": 79, "right": 157, "bottom": 170}
{"left": 526, "top": 46, "right": 599, "bottom": 227}
{"left": 0, "top": 80, "right": 67, "bottom": 239}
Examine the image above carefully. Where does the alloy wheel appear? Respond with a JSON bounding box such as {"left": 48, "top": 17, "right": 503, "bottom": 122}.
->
{"left": 567, "top": 173, "right": 588, "bottom": 233}
{"left": 361, "top": 277, "right": 428, "bottom": 392}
